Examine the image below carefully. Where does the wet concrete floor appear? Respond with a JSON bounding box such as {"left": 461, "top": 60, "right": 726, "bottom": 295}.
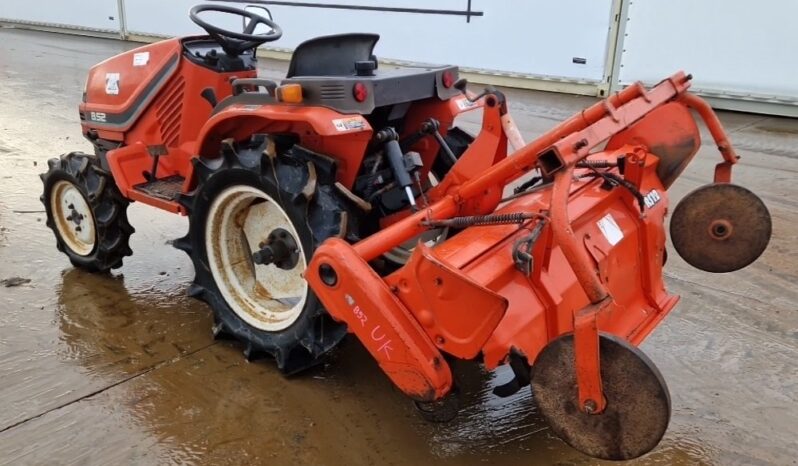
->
{"left": 0, "top": 28, "right": 796, "bottom": 465}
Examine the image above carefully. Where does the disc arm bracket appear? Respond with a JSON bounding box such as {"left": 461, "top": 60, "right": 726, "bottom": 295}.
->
{"left": 573, "top": 299, "right": 614, "bottom": 414}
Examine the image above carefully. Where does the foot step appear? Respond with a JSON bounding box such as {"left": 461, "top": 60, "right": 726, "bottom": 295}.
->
{"left": 133, "top": 175, "right": 185, "bottom": 201}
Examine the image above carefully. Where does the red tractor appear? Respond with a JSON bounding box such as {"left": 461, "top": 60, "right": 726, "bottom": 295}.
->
{"left": 40, "top": 5, "right": 771, "bottom": 460}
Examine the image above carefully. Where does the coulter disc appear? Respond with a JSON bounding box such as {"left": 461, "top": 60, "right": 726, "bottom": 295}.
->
{"left": 670, "top": 183, "right": 771, "bottom": 273}
{"left": 531, "top": 333, "right": 671, "bottom": 460}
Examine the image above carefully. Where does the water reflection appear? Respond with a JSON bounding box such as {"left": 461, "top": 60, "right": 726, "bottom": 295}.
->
{"left": 51, "top": 269, "right": 716, "bottom": 465}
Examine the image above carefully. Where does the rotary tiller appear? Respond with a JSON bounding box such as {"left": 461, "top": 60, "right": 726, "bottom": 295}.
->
{"left": 40, "top": 4, "right": 771, "bottom": 460}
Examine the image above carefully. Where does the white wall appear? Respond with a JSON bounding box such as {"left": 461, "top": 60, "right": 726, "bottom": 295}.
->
{"left": 122, "top": 0, "right": 614, "bottom": 82}
{"left": 0, "top": 0, "right": 120, "bottom": 32}
{"left": 124, "top": 0, "right": 237, "bottom": 37}
{"left": 3, "top": 0, "right": 797, "bottom": 115}
{"left": 618, "top": 0, "right": 798, "bottom": 103}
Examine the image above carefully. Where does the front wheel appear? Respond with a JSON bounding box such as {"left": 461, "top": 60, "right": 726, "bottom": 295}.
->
{"left": 40, "top": 152, "right": 134, "bottom": 272}
{"left": 176, "top": 138, "right": 356, "bottom": 374}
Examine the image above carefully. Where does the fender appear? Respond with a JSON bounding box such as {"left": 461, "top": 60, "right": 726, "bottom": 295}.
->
{"left": 192, "top": 103, "right": 374, "bottom": 189}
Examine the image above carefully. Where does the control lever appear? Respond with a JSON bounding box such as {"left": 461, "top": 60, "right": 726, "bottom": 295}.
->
{"left": 200, "top": 88, "right": 218, "bottom": 108}
{"left": 453, "top": 79, "right": 526, "bottom": 151}
{"left": 453, "top": 78, "right": 488, "bottom": 103}
{"left": 453, "top": 78, "right": 474, "bottom": 101}
{"left": 421, "top": 119, "right": 458, "bottom": 166}
{"left": 375, "top": 128, "right": 418, "bottom": 211}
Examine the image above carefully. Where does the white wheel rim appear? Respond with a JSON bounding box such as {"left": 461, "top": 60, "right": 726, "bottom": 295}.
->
{"left": 206, "top": 185, "right": 308, "bottom": 332}
{"left": 50, "top": 180, "right": 96, "bottom": 256}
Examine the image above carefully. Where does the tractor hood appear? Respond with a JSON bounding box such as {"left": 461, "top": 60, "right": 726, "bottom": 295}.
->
{"left": 80, "top": 39, "right": 183, "bottom": 132}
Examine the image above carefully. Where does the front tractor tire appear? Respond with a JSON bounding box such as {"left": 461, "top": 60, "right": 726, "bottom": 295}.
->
{"left": 40, "top": 152, "right": 134, "bottom": 272}
{"left": 176, "top": 138, "right": 354, "bottom": 374}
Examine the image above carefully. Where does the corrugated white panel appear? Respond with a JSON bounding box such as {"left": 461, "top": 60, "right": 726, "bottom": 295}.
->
{"left": 0, "top": 0, "right": 120, "bottom": 32}
{"left": 619, "top": 0, "right": 798, "bottom": 102}
{"left": 123, "top": 0, "right": 614, "bottom": 81}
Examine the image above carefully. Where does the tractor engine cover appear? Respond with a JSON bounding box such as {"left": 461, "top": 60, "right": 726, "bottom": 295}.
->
{"left": 80, "top": 40, "right": 183, "bottom": 134}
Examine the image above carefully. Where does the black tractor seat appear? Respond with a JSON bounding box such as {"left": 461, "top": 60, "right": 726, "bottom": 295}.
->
{"left": 286, "top": 33, "right": 380, "bottom": 78}
{"left": 284, "top": 33, "right": 460, "bottom": 114}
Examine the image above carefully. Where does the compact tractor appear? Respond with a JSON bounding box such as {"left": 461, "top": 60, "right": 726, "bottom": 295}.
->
{"left": 41, "top": 5, "right": 772, "bottom": 460}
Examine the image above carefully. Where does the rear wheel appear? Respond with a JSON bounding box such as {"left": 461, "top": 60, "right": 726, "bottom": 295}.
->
{"left": 40, "top": 152, "right": 134, "bottom": 272}
{"left": 177, "top": 137, "right": 356, "bottom": 374}
{"left": 205, "top": 184, "right": 309, "bottom": 332}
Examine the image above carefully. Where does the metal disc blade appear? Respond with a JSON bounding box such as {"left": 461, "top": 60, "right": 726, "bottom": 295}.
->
{"left": 670, "top": 183, "right": 771, "bottom": 273}
{"left": 531, "top": 333, "right": 671, "bottom": 460}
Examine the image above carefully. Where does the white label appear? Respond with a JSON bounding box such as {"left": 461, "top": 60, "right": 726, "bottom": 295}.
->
{"left": 643, "top": 189, "right": 662, "bottom": 209}
{"left": 105, "top": 73, "right": 120, "bottom": 95}
{"left": 332, "top": 117, "right": 366, "bottom": 132}
{"left": 133, "top": 52, "right": 150, "bottom": 67}
{"left": 456, "top": 96, "right": 477, "bottom": 111}
{"left": 89, "top": 112, "right": 107, "bottom": 123}
{"left": 597, "top": 214, "right": 623, "bottom": 246}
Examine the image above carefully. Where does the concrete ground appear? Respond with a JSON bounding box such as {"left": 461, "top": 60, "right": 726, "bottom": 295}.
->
{"left": 0, "top": 28, "right": 796, "bottom": 466}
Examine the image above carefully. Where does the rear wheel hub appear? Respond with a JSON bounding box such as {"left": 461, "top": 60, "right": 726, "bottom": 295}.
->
{"left": 252, "top": 227, "right": 300, "bottom": 270}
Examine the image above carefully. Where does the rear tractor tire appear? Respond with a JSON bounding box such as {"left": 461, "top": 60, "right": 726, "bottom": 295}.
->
{"left": 176, "top": 137, "right": 357, "bottom": 374}
{"left": 40, "top": 152, "right": 134, "bottom": 272}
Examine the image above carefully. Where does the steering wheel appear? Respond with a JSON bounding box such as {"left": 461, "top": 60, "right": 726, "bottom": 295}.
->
{"left": 189, "top": 4, "right": 283, "bottom": 56}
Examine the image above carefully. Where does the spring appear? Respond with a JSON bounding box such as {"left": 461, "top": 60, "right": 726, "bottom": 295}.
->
{"left": 423, "top": 212, "right": 544, "bottom": 228}
{"left": 577, "top": 159, "right": 616, "bottom": 169}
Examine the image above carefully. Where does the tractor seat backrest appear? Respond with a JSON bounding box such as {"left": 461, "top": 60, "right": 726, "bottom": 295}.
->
{"left": 286, "top": 33, "right": 380, "bottom": 78}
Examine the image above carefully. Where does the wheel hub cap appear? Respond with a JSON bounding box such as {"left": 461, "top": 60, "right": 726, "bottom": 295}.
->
{"left": 51, "top": 180, "right": 96, "bottom": 256}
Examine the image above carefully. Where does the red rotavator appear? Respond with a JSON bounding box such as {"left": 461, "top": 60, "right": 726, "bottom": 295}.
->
{"left": 40, "top": 4, "right": 771, "bottom": 460}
